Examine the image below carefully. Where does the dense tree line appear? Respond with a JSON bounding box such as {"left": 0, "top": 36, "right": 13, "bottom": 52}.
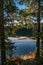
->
{"left": 0, "top": 0, "right": 43, "bottom": 65}
{"left": 0, "top": 0, "right": 18, "bottom": 65}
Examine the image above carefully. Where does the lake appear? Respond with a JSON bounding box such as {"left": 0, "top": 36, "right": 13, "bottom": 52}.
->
{"left": 7, "top": 37, "right": 36, "bottom": 56}
{"left": 1, "top": 37, "right": 42, "bottom": 64}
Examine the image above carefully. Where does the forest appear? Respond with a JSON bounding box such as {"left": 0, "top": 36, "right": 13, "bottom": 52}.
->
{"left": 0, "top": 0, "right": 43, "bottom": 65}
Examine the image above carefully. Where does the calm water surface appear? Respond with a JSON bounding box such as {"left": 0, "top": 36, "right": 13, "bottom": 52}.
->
{"left": 0, "top": 37, "right": 36, "bottom": 64}
{"left": 8, "top": 37, "right": 36, "bottom": 56}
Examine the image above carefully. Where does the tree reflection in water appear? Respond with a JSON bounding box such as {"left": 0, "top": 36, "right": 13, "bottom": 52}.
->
{"left": 5, "top": 39, "right": 16, "bottom": 58}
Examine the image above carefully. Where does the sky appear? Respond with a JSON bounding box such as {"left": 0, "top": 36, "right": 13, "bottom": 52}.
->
{"left": 41, "top": 19, "right": 43, "bottom": 22}
{"left": 16, "top": 4, "right": 26, "bottom": 10}
{"left": 14, "top": 0, "right": 26, "bottom": 10}
{"left": 14, "top": 0, "right": 43, "bottom": 22}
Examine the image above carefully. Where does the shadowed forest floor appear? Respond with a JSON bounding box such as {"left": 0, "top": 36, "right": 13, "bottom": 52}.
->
{"left": 6, "top": 52, "right": 43, "bottom": 65}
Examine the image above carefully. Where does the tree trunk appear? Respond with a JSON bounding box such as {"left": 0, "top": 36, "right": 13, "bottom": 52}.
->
{"left": 0, "top": 0, "right": 6, "bottom": 65}
{"left": 36, "top": 0, "right": 40, "bottom": 58}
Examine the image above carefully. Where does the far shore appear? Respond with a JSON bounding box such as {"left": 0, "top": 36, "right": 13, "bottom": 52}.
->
{"left": 8, "top": 36, "right": 36, "bottom": 41}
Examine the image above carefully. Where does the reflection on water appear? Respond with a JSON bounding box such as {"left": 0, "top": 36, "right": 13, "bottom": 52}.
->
{"left": 0, "top": 37, "right": 36, "bottom": 64}
{"left": 8, "top": 37, "right": 36, "bottom": 56}
{"left": 0, "top": 37, "right": 43, "bottom": 64}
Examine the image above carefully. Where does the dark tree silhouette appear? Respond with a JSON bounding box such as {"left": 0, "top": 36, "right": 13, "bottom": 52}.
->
{"left": 0, "top": 0, "right": 18, "bottom": 65}
{"left": 36, "top": 0, "right": 40, "bottom": 58}
{"left": 0, "top": 0, "right": 6, "bottom": 65}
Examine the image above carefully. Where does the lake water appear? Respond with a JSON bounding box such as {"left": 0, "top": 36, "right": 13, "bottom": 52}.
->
{"left": 7, "top": 37, "right": 36, "bottom": 56}
{"left": 1, "top": 37, "right": 41, "bottom": 64}
{"left": 0, "top": 37, "right": 42, "bottom": 64}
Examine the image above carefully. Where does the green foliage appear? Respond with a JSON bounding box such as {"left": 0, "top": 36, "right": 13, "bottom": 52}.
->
{"left": 5, "top": 39, "right": 16, "bottom": 57}
{"left": 5, "top": 0, "right": 17, "bottom": 13}
{"left": 6, "top": 60, "right": 17, "bottom": 65}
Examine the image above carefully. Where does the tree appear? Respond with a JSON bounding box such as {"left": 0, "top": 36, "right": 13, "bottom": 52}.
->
{"left": 0, "top": 0, "right": 6, "bottom": 65}
{"left": 0, "top": 0, "right": 18, "bottom": 65}
{"left": 17, "top": 0, "right": 43, "bottom": 58}
{"left": 36, "top": 0, "right": 40, "bottom": 59}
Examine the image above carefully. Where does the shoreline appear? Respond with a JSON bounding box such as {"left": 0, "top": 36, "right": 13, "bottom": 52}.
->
{"left": 8, "top": 36, "right": 36, "bottom": 41}
{"left": 8, "top": 51, "right": 36, "bottom": 61}
{"left": 7, "top": 36, "right": 36, "bottom": 60}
